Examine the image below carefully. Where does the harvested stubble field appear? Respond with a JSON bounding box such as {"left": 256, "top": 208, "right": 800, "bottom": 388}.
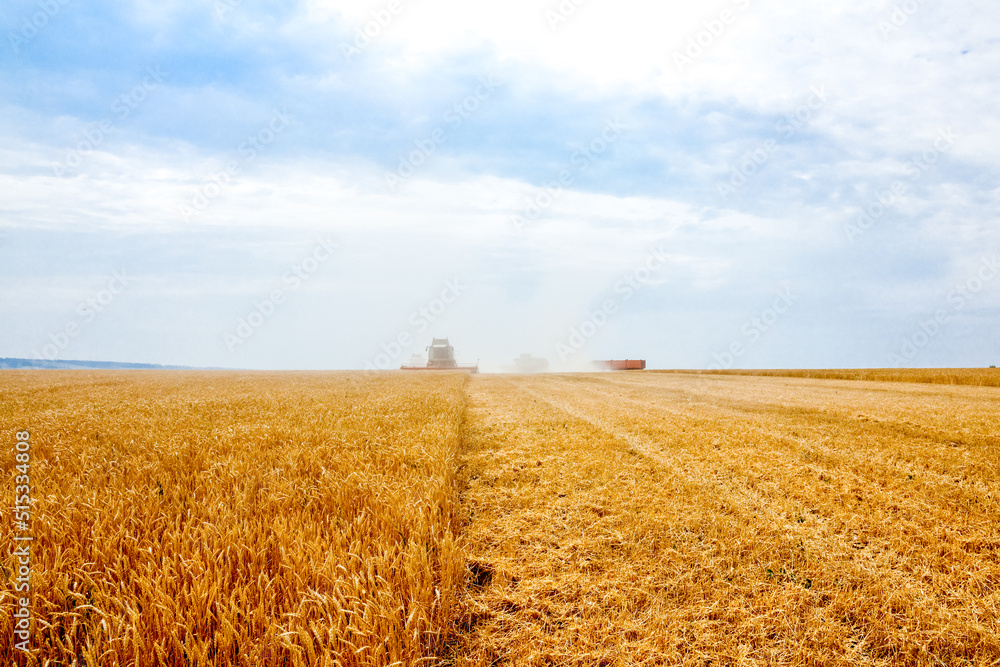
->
{"left": 2, "top": 370, "right": 999, "bottom": 666}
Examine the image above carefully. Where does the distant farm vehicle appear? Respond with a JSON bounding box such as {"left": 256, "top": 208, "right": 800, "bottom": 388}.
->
{"left": 402, "top": 338, "right": 479, "bottom": 373}
{"left": 513, "top": 354, "right": 549, "bottom": 373}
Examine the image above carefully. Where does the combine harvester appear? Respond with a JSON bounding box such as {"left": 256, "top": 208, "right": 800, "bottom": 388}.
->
{"left": 401, "top": 338, "right": 479, "bottom": 373}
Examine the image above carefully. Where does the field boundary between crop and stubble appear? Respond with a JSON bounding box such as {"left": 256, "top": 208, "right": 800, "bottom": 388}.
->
{"left": 652, "top": 368, "right": 1000, "bottom": 387}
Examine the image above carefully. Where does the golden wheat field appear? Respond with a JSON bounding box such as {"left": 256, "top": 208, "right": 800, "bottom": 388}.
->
{"left": 659, "top": 368, "right": 1000, "bottom": 388}
{"left": 2, "top": 370, "right": 999, "bottom": 666}
{"left": 1, "top": 372, "right": 467, "bottom": 666}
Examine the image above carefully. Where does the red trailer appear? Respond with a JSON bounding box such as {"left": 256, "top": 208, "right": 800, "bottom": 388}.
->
{"left": 594, "top": 359, "right": 646, "bottom": 371}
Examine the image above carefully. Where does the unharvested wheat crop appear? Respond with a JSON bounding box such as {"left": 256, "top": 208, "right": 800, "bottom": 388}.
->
{"left": 1, "top": 371, "right": 467, "bottom": 666}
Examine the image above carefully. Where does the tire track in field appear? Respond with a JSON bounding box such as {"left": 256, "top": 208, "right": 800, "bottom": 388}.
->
{"left": 597, "top": 372, "right": 1000, "bottom": 458}
{"left": 523, "top": 375, "right": 1000, "bottom": 573}
{"left": 511, "top": 379, "right": 862, "bottom": 565}
{"left": 567, "top": 372, "right": 998, "bottom": 518}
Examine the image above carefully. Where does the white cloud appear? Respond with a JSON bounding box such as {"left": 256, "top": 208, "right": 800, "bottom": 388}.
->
{"left": 3, "top": 0, "right": 999, "bottom": 368}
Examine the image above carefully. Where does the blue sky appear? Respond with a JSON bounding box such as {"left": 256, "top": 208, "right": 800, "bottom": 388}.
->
{"left": 1, "top": 0, "right": 998, "bottom": 370}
